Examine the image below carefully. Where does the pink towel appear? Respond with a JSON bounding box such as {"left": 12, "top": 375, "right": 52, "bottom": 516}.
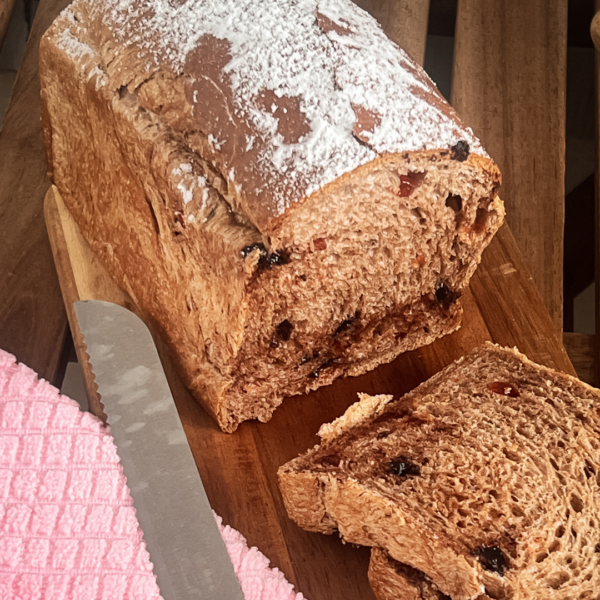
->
{"left": 0, "top": 349, "right": 305, "bottom": 600}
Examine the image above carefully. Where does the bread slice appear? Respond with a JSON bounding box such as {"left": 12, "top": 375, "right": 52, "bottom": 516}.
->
{"left": 278, "top": 343, "right": 600, "bottom": 599}
{"left": 369, "top": 547, "right": 450, "bottom": 600}
{"left": 39, "top": 0, "right": 503, "bottom": 432}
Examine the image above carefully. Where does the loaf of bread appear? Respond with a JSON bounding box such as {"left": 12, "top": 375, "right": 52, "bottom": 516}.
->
{"left": 278, "top": 343, "right": 600, "bottom": 599}
{"left": 40, "top": 0, "right": 503, "bottom": 432}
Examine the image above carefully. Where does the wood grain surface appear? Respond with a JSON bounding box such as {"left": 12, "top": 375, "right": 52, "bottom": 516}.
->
{"left": 0, "top": 0, "right": 72, "bottom": 385}
{"left": 563, "top": 332, "right": 594, "bottom": 384}
{"left": 354, "top": 0, "right": 430, "bottom": 65}
{"left": 0, "top": 0, "right": 17, "bottom": 53}
{"left": 452, "top": 0, "right": 568, "bottom": 335}
{"left": 45, "top": 178, "right": 575, "bottom": 599}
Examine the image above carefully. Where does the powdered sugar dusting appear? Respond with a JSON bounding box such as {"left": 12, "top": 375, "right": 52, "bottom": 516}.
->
{"left": 177, "top": 182, "right": 193, "bottom": 204}
{"left": 171, "top": 163, "right": 209, "bottom": 207}
{"left": 55, "top": 27, "right": 94, "bottom": 61}
{"left": 88, "top": 65, "right": 107, "bottom": 90}
{"left": 68, "top": 0, "right": 487, "bottom": 219}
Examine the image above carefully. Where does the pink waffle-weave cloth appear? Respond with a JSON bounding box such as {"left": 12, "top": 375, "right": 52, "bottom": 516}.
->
{"left": 0, "top": 349, "right": 305, "bottom": 600}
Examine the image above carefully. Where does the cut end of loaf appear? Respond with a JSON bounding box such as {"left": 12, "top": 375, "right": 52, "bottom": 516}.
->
{"left": 278, "top": 344, "right": 600, "bottom": 599}
{"left": 217, "top": 149, "right": 502, "bottom": 430}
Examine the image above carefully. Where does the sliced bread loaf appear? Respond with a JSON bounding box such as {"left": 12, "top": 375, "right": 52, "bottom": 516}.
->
{"left": 278, "top": 343, "right": 600, "bottom": 599}
{"left": 40, "top": 0, "right": 502, "bottom": 432}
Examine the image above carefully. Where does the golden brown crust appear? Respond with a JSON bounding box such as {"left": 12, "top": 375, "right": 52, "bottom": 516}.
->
{"left": 318, "top": 393, "right": 394, "bottom": 442}
{"left": 277, "top": 470, "right": 338, "bottom": 534}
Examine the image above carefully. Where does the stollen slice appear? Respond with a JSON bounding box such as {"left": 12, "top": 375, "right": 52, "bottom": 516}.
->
{"left": 278, "top": 342, "right": 600, "bottom": 600}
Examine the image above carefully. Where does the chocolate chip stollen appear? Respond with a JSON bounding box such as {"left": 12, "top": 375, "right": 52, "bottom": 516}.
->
{"left": 40, "top": 0, "right": 503, "bottom": 431}
{"left": 278, "top": 343, "right": 600, "bottom": 599}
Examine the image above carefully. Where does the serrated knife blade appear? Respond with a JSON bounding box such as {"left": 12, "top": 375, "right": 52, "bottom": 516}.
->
{"left": 74, "top": 300, "right": 244, "bottom": 600}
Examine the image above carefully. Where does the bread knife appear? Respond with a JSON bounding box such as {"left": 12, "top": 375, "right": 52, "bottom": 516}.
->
{"left": 74, "top": 300, "right": 244, "bottom": 600}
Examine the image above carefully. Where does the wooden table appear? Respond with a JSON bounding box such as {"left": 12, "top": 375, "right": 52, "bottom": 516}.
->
{"left": 1, "top": 0, "right": 576, "bottom": 598}
{"left": 45, "top": 185, "right": 574, "bottom": 600}
{"left": 0, "top": 0, "right": 72, "bottom": 385}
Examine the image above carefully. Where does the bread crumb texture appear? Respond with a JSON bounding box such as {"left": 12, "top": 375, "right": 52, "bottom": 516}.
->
{"left": 279, "top": 344, "right": 600, "bottom": 600}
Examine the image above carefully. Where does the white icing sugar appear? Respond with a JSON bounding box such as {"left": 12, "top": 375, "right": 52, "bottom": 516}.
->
{"left": 173, "top": 166, "right": 207, "bottom": 205}
{"left": 56, "top": 27, "right": 94, "bottom": 61}
{"left": 88, "top": 65, "right": 107, "bottom": 90}
{"left": 207, "top": 133, "right": 223, "bottom": 151}
{"left": 81, "top": 0, "right": 486, "bottom": 217}
{"left": 177, "top": 182, "right": 193, "bottom": 204}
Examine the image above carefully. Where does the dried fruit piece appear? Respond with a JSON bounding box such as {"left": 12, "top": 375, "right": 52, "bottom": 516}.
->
{"left": 487, "top": 382, "right": 520, "bottom": 398}
{"left": 313, "top": 237, "right": 328, "bottom": 250}
{"left": 308, "top": 358, "right": 337, "bottom": 379}
{"left": 335, "top": 319, "right": 353, "bottom": 334}
{"left": 267, "top": 252, "right": 288, "bottom": 267}
{"left": 241, "top": 242, "right": 267, "bottom": 258}
{"left": 451, "top": 140, "right": 470, "bottom": 162}
{"left": 477, "top": 545, "right": 508, "bottom": 576}
{"left": 241, "top": 243, "right": 288, "bottom": 270}
{"left": 174, "top": 211, "right": 185, "bottom": 228}
{"left": 320, "top": 453, "right": 341, "bottom": 467}
{"left": 398, "top": 172, "right": 426, "bottom": 197}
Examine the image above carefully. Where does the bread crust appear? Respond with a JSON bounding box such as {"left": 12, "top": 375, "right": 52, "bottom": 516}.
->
{"left": 41, "top": 0, "right": 498, "bottom": 232}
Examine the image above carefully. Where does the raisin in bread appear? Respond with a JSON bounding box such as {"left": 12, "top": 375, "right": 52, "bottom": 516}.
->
{"left": 39, "top": 0, "right": 503, "bottom": 432}
{"left": 278, "top": 343, "right": 600, "bottom": 599}
{"left": 369, "top": 547, "right": 450, "bottom": 600}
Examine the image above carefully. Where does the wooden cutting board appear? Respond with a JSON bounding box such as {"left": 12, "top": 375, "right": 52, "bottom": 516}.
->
{"left": 44, "top": 184, "right": 575, "bottom": 600}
